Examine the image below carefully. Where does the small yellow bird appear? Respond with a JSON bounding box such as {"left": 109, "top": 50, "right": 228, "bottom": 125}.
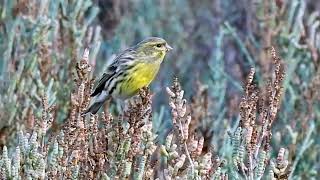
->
{"left": 83, "top": 37, "right": 172, "bottom": 115}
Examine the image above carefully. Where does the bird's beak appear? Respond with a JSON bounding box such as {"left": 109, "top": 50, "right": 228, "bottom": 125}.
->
{"left": 165, "top": 44, "right": 173, "bottom": 51}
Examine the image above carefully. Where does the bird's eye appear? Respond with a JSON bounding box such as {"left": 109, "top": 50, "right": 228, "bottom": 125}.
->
{"left": 156, "top": 44, "right": 162, "bottom": 48}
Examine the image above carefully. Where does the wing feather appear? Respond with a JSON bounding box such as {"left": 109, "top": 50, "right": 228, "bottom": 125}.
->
{"left": 90, "top": 48, "right": 136, "bottom": 97}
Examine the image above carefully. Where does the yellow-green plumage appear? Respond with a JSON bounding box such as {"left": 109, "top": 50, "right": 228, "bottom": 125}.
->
{"left": 120, "top": 60, "right": 162, "bottom": 98}
{"left": 82, "top": 37, "right": 172, "bottom": 115}
{"left": 120, "top": 51, "right": 165, "bottom": 98}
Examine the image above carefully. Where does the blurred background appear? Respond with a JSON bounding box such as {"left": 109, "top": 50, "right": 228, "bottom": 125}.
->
{"left": 0, "top": 0, "right": 320, "bottom": 178}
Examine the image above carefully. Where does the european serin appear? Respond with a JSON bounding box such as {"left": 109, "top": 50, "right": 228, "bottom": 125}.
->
{"left": 83, "top": 37, "right": 172, "bottom": 114}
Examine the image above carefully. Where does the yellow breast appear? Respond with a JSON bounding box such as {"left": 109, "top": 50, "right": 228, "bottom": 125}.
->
{"left": 119, "top": 61, "right": 161, "bottom": 98}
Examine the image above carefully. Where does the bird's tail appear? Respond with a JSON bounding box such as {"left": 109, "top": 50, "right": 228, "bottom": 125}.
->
{"left": 81, "top": 101, "right": 104, "bottom": 115}
{"left": 81, "top": 92, "right": 108, "bottom": 116}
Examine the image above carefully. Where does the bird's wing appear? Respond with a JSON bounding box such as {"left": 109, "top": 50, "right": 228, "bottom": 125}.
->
{"left": 90, "top": 48, "right": 136, "bottom": 97}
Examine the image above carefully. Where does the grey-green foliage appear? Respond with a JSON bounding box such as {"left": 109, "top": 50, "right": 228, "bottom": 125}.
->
{"left": 0, "top": 0, "right": 100, "bottom": 145}
{"left": 265, "top": 1, "right": 318, "bottom": 178}
{"left": 255, "top": 150, "right": 267, "bottom": 179}
{"left": 232, "top": 127, "right": 242, "bottom": 168}
{"left": 0, "top": 132, "right": 40, "bottom": 179}
{"left": 0, "top": 130, "right": 78, "bottom": 179}
{"left": 218, "top": 0, "right": 319, "bottom": 178}
{"left": 0, "top": 0, "right": 319, "bottom": 179}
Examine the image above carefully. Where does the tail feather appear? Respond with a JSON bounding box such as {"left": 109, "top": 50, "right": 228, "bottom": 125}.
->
{"left": 81, "top": 101, "right": 104, "bottom": 115}
{"left": 82, "top": 91, "right": 108, "bottom": 116}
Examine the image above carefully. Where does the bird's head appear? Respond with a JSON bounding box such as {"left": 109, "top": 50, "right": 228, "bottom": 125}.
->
{"left": 135, "top": 37, "right": 173, "bottom": 58}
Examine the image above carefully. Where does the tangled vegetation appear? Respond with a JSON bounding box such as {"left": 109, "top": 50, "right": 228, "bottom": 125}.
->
{"left": 0, "top": 0, "right": 319, "bottom": 179}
